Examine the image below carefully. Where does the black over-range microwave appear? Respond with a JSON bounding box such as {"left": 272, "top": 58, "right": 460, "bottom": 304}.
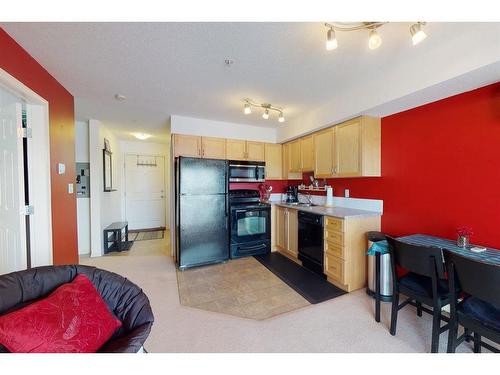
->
{"left": 228, "top": 160, "right": 265, "bottom": 182}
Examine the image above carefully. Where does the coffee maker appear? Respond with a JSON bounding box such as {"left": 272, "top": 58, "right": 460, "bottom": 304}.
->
{"left": 285, "top": 185, "right": 299, "bottom": 203}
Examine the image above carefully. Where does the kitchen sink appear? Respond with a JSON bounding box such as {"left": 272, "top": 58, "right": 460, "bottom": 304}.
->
{"left": 287, "top": 202, "right": 318, "bottom": 207}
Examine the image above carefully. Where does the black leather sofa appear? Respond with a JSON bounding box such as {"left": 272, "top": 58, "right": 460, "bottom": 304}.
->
{"left": 0, "top": 265, "right": 154, "bottom": 353}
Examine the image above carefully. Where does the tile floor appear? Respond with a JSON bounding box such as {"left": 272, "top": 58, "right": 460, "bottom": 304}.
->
{"left": 176, "top": 257, "right": 310, "bottom": 320}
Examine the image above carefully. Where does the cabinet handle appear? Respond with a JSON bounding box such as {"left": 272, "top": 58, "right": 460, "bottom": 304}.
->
{"left": 198, "top": 148, "right": 201, "bottom": 156}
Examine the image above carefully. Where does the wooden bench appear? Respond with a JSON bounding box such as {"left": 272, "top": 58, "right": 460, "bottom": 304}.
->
{"left": 103, "top": 221, "right": 134, "bottom": 254}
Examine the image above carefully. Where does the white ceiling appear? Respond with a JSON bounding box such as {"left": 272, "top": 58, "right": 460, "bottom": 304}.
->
{"left": 2, "top": 22, "right": 499, "bottom": 143}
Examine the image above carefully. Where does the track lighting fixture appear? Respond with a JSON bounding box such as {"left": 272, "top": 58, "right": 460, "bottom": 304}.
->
{"left": 410, "top": 22, "right": 427, "bottom": 45}
{"left": 324, "top": 22, "right": 428, "bottom": 51}
{"left": 368, "top": 28, "right": 382, "bottom": 50}
{"left": 326, "top": 28, "right": 338, "bottom": 50}
{"left": 242, "top": 99, "right": 285, "bottom": 123}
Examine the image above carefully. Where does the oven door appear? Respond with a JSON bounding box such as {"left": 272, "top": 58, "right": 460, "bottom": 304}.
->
{"left": 231, "top": 206, "right": 270, "bottom": 244}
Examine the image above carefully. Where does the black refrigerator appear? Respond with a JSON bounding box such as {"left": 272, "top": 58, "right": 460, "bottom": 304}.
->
{"left": 175, "top": 157, "right": 229, "bottom": 269}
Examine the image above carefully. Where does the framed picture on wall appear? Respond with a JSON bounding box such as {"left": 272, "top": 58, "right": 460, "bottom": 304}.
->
{"left": 104, "top": 138, "right": 111, "bottom": 151}
{"left": 103, "top": 149, "right": 114, "bottom": 192}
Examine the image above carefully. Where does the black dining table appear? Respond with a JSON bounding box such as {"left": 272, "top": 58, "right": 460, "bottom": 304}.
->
{"left": 371, "top": 233, "right": 500, "bottom": 322}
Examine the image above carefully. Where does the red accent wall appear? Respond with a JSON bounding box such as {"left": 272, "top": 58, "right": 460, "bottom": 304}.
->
{"left": 0, "top": 28, "right": 78, "bottom": 264}
{"left": 325, "top": 83, "right": 500, "bottom": 248}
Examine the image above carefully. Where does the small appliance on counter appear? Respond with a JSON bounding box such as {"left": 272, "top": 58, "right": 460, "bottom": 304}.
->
{"left": 229, "top": 189, "right": 271, "bottom": 259}
{"left": 285, "top": 185, "right": 299, "bottom": 203}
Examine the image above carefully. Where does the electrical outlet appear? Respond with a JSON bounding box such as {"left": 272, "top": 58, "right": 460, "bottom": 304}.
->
{"left": 345, "top": 189, "right": 350, "bottom": 198}
{"left": 68, "top": 183, "right": 74, "bottom": 194}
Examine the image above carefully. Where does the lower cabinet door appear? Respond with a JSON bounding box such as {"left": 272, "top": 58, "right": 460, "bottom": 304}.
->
{"left": 324, "top": 253, "right": 345, "bottom": 284}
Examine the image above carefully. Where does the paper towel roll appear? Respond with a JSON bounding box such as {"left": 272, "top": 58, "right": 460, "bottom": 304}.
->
{"left": 326, "top": 187, "right": 334, "bottom": 207}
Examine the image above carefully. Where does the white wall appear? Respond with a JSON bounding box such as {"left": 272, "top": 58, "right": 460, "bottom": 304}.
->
{"left": 89, "top": 119, "right": 123, "bottom": 257}
{"left": 75, "top": 121, "right": 91, "bottom": 255}
{"left": 120, "top": 139, "right": 170, "bottom": 227}
{"left": 171, "top": 115, "right": 277, "bottom": 143}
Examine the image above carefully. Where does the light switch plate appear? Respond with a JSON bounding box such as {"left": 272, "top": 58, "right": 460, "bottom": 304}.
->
{"left": 345, "top": 189, "right": 350, "bottom": 198}
{"left": 57, "top": 163, "right": 66, "bottom": 175}
{"left": 68, "top": 183, "right": 74, "bottom": 194}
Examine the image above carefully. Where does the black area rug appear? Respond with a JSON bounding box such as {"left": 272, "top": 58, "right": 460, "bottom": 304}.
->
{"left": 254, "top": 252, "right": 346, "bottom": 304}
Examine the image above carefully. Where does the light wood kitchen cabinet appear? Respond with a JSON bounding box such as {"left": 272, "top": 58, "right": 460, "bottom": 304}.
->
{"left": 226, "top": 139, "right": 247, "bottom": 160}
{"left": 324, "top": 214, "right": 381, "bottom": 292}
{"left": 282, "top": 143, "right": 302, "bottom": 180}
{"left": 265, "top": 143, "right": 282, "bottom": 179}
{"left": 173, "top": 134, "right": 201, "bottom": 157}
{"left": 288, "top": 139, "right": 302, "bottom": 173}
{"left": 201, "top": 137, "right": 226, "bottom": 159}
{"left": 335, "top": 116, "right": 381, "bottom": 177}
{"left": 275, "top": 206, "right": 298, "bottom": 259}
{"left": 313, "top": 128, "right": 335, "bottom": 177}
{"left": 246, "top": 141, "right": 265, "bottom": 161}
{"left": 226, "top": 139, "right": 265, "bottom": 161}
{"left": 300, "top": 135, "right": 314, "bottom": 171}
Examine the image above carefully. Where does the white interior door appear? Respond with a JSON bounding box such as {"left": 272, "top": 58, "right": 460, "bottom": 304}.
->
{"left": 0, "top": 87, "right": 27, "bottom": 274}
{"left": 125, "top": 154, "right": 165, "bottom": 230}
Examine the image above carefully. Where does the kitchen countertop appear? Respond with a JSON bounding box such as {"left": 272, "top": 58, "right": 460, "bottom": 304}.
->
{"left": 271, "top": 202, "right": 382, "bottom": 219}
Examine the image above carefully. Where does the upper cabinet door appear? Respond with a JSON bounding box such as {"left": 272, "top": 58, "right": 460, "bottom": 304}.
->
{"left": 300, "top": 135, "right": 314, "bottom": 171}
{"left": 226, "top": 139, "right": 247, "bottom": 161}
{"left": 201, "top": 137, "right": 226, "bottom": 159}
{"left": 265, "top": 143, "right": 282, "bottom": 179}
{"left": 173, "top": 134, "right": 201, "bottom": 158}
{"left": 288, "top": 140, "right": 301, "bottom": 173}
{"left": 314, "top": 128, "right": 335, "bottom": 178}
{"left": 335, "top": 119, "right": 362, "bottom": 177}
{"left": 246, "top": 141, "right": 265, "bottom": 161}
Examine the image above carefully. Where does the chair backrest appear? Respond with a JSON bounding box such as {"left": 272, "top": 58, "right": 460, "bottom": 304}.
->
{"left": 444, "top": 251, "right": 500, "bottom": 308}
{"left": 386, "top": 236, "right": 446, "bottom": 279}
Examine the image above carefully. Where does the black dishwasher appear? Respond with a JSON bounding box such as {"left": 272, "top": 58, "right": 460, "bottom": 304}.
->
{"left": 298, "top": 211, "right": 325, "bottom": 277}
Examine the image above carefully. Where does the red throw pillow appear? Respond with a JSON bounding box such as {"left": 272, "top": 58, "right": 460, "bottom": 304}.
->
{"left": 0, "top": 274, "right": 122, "bottom": 353}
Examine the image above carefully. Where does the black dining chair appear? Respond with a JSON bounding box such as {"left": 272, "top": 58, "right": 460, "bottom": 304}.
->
{"left": 386, "top": 237, "right": 452, "bottom": 353}
{"left": 444, "top": 251, "right": 500, "bottom": 353}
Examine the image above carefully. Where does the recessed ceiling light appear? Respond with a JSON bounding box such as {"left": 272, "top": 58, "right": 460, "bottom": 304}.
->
{"left": 224, "top": 59, "right": 235, "bottom": 66}
{"left": 133, "top": 132, "right": 152, "bottom": 140}
{"left": 114, "top": 94, "right": 126, "bottom": 101}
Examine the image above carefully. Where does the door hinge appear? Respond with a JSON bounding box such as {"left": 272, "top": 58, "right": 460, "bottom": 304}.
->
{"left": 23, "top": 205, "right": 35, "bottom": 215}
{"left": 22, "top": 128, "right": 33, "bottom": 139}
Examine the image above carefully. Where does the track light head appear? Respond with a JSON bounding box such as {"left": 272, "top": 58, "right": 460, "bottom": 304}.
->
{"left": 278, "top": 113, "right": 285, "bottom": 123}
{"left": 243, "top": 103, "right": 251, "bottom": 114}
{"left": 368, "top": 28, "right": 382, "bottom": 50}
{"left": 262, "top": 109, "right": 270, "bottom": 120}
{"left": 326, "top": 28, "right": 338, "bottom": 51}
{"left": 410, "top": 22, "right": 427, "bottom": 45}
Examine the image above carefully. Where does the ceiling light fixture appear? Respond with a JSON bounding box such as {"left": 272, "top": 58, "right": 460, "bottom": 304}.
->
{"left": 133, "top": 132, "right": 152, "bottom": 140}
{"left": 368, "top": 28, "right": 382, "bottom": 50}
{"left": 114, "top": 94, "right": 126, "bottom": 101}
{"left": 326, "top": 28, "right": 338, "bottom": 50}
{"left": 262, "top": 109, "right": 270, "bottom": 120}
{"left": 410, "top": 22, "right": 427, "bottom": 45}
{"left": 244, "top": 103, "right": 252, "bottom": 114}
{"left": 243, "top": 99, "right": 285, "bottom": 124}
{"left": 324, "top": 22, "right": 428, "bottom": 51}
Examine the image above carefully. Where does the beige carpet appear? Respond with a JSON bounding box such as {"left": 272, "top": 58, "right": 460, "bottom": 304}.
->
{"left": 81, "top": 231, "right": 484, "bottom": 353}
{"left": 177, "top": 257, "right": 309, "bottom": 320}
